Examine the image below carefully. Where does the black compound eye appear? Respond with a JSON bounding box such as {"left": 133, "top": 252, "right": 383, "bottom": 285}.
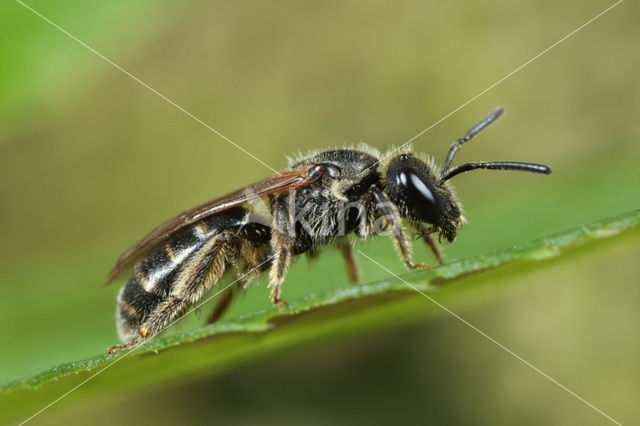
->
{"left": 400, "top": 170, "right": 436, "bottom": 204}
{"left": 393, "top": 167, "right": 444, "bottom": 224}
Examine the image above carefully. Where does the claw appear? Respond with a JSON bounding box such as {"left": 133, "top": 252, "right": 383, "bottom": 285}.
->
{"left": 406, "top": 262, "right": 432, "bottom": 271}
{"left": 272, "top": 298, "right": 288, "bottom": 307}
{"left": 108, "top": 342, "right": 137, "bottom": 354}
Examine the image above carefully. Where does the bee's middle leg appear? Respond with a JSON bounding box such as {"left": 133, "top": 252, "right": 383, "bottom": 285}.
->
{"left": 338, "top": 241, "right": 361, "bottom": 285}
{"left": 206, "top": 285, "right": 238, "bottom": 324}
{"left": 268, "top": 238, "right": 292, "bottom": 307}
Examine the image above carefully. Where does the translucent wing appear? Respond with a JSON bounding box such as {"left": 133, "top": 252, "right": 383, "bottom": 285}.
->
{"left": 103, "top": 165, "right": 318, "bottom": 285}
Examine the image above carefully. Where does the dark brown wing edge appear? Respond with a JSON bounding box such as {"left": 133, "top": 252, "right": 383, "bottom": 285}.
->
{"left": 102, "top": 165, "right": 316, "bottom": 285}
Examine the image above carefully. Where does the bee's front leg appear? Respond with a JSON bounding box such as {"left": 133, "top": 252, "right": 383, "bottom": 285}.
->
{"left": 413, "top": 223, "right": 445, "bottom": 265}
{"left": 368, "top": 186, "right": 431, "bottom": 271}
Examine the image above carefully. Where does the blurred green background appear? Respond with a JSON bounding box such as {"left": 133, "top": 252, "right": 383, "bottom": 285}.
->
{"left": 1, "top": 0, "right": 639, "bottom": 424}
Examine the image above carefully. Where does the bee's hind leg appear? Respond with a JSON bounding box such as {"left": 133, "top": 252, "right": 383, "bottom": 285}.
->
{"left": 125, "top": 234, "right": 231, "bottom": 350}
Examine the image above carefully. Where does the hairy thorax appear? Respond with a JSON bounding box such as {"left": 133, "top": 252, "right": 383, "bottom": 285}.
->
{"left": 285, "top": 149, "right": 382, "bottom": 254}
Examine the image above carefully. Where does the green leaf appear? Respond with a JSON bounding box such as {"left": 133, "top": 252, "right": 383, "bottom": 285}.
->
{"left": 1, "top": 209, "right": 638, "bottom": 420}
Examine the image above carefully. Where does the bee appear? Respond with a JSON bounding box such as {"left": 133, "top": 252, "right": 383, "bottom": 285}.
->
{"left": 104, "top": 106, "right": 551, "bottom": 353}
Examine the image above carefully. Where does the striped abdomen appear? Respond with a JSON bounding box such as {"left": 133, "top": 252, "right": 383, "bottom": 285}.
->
{"left": 115, "top": 208, "right": 269, "bottom": 343}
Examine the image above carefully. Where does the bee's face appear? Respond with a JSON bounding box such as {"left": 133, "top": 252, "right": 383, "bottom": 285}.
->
{"left": 385, "top": 153, "right": 461, "bottom": 242}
